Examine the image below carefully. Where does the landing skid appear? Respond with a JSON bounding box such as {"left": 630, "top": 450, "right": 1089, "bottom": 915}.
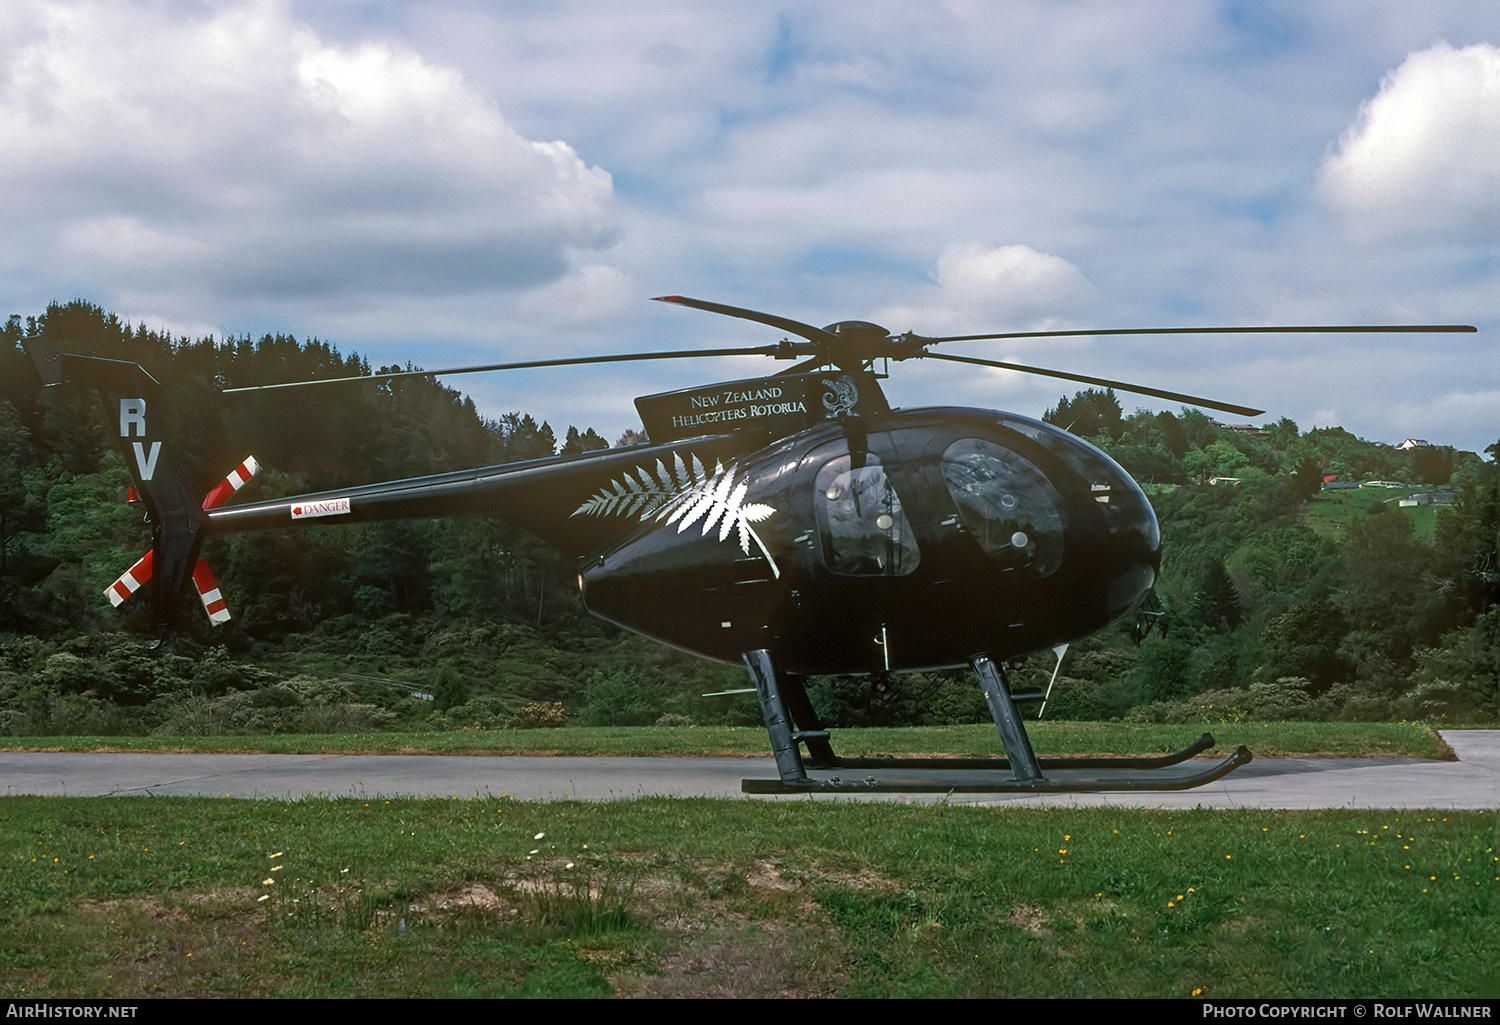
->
{"left": 740, "top": 649, "right": 1252, "bottom": 795}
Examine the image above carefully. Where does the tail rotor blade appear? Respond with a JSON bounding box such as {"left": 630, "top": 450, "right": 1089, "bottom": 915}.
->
{"left": 192, "top": 559, "right": 231, "bottom": 625}
{"left": 201, "top": 456, "right": 260, "bottom": 510}
{"left": 105, "top": 551, "right": 153, "bottom": 608}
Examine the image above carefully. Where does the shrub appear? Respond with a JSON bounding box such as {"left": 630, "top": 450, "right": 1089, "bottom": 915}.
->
{"left": 506, "top": 701, "right": 568, "bottom": 729}
{"left": 572, "top": 667, "right": 664, "bottom": 727}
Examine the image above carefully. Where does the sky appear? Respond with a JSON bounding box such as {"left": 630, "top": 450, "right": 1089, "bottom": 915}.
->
{"left": 3, "top": 0, "right": 1498, "bottom": 455}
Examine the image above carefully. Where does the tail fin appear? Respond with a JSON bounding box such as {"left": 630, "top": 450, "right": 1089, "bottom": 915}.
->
{"left": 24, "top": 335, "right": 209, "bottom": 634}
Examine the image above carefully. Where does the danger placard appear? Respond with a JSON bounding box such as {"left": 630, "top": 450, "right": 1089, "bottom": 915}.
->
{"left": 291, "top": 497, "right": 352, "bottom": 520}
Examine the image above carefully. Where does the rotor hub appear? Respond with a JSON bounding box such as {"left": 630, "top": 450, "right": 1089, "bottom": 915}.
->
{"left": 818, "top": 320, "right": 896, "bottom": 371}
{"left": 821, "top": 320, "right": 890, "bottom": 340}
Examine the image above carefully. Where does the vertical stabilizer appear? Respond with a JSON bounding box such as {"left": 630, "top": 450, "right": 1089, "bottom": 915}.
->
{"left": 24, "top": 336, "right": 208, "bottom": 633}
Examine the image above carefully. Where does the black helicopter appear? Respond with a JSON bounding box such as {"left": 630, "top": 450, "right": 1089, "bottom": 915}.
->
{"left": 23, "top": 298, "right": 1475, "bottom": 793}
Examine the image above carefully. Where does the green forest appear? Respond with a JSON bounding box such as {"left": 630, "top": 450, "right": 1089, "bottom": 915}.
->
{"left": 1, "top": 300, "right": 1497, "bottom": 736}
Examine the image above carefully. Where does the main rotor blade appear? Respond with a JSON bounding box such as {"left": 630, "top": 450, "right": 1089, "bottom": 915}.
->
{"left": 775, "top": 356, "right": 829, "bottom": 376}
{"left": 221, "top": 346, "right": 785, "bottom": 393}
{"left": 921, "top": 352, "right": 1265, "bottom": 418}
{"left": 920, "top": 324, "right": 1477, "bottom": 343}
{"left": 653, "top": 295, "right": 841, "bottom": 346}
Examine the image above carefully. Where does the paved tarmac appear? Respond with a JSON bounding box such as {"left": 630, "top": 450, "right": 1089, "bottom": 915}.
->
{"left": 2, "top": 730, "right": 1498, "bottom": 808}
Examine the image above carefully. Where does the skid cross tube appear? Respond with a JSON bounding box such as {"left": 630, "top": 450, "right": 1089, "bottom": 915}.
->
{"left": 740, "top": 648, "right": 1253, "bottom": 794}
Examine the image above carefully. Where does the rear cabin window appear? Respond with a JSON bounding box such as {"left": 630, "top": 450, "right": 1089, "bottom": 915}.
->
{"left": 814, "top": 454, "right": 920, "bottom": 576}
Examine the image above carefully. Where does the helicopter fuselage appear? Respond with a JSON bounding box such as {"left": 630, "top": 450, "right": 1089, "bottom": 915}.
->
{"left": 578, "top": 407, "right": 1159, "bottom": 674}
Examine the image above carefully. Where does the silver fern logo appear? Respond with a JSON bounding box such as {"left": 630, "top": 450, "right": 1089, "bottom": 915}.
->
{"left": 572, "top": 453, "right": 780, "bottom": 577}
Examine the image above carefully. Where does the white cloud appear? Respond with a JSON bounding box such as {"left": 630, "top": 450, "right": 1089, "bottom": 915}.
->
{"left": 1385, "top": 388, "right": 1500, "bottom": 450}
{"left": 0, "top": 0, "right": 615, "bottom": 317}
{"left": 515, "top": 262, "right": 634, "bottom": 327}
{"left": 877, "top": 242, "right": 1098, "bottom": 335}
{"left": 3, "top": 2, "right": 1498, "bottom": 456}
{"left": 1319, "top": 41, "right": 1500, "bottom": 242}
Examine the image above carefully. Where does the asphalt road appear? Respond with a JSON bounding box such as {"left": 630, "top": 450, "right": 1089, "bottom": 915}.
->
{"left": 2, "top": 730, "right": 1498, "bottom": 808}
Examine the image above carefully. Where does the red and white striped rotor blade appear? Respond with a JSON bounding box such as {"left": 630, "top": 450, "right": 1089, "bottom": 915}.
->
{"left": 200, "top": 456, "right": 260, "bottom": 510}
{"left": 103, "top": 457, "right": 257, "bottom": 617}
{"left": 104, "top": 550, "right": 153, "bottom": 607}
{"left": 191, "top": 559, "right": 231, "bottom": 625}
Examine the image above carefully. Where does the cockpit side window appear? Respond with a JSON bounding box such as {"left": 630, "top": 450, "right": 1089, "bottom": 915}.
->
{"left": 997, "top": 414, "right": 1160, "bottom": 549}
{"left": 940, "top": 438, "right": 1064, "bottom": 578}
{"left": 814, "top": 454, "right": 920, "bottom": 576}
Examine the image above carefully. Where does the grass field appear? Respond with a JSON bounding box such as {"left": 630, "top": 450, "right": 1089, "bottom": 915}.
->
{"left": 3, "top": 795, "right": 1496, "bottom": 998}
{"left": 2, "top": 722, "right": 1482, "bottom": 998}
{"left": 1304, "top": 487, "right": 1444, "bottom": 541}
{"left": 0, "top": 720, "right": 1452, "bottom": 759}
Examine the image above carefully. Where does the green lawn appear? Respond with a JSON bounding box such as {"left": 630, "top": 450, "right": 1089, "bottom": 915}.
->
{"left": 3, "top": 795, "right": 1496, "bottom": 998}
{"left": 0, "top": 720, "right": 1453, "bottom": 759}
{"left": 1304, "top": 487, "right": 1446, "bottom": 541}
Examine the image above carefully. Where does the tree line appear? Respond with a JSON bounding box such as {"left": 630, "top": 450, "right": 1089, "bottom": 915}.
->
{"left": 0, "top": 301, "right": 1496, "bottom": 733}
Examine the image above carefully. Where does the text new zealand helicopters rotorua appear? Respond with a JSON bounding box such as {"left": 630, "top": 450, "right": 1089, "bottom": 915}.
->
{"left": 23, "top": 296, "right": 1476, "bottom": 793}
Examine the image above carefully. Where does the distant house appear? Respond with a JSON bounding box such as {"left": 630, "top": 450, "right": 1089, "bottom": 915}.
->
{"left": 1212, "top": 422, "right": 1269, "bottom": 438}
{"left": 1397, "top": 439, "right": 1431, "bottom": 450}
{"left": 1398, "top": 492, "right": 1458, "bottom": 507}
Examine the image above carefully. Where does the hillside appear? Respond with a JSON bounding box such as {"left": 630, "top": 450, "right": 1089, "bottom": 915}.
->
{"left": 1, "top": 300, "right": 1497, "bottom": 733}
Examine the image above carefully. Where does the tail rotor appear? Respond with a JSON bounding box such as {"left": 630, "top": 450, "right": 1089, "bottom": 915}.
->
{"left": 103, "top": 456, "right": 260, "bottom": 625}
